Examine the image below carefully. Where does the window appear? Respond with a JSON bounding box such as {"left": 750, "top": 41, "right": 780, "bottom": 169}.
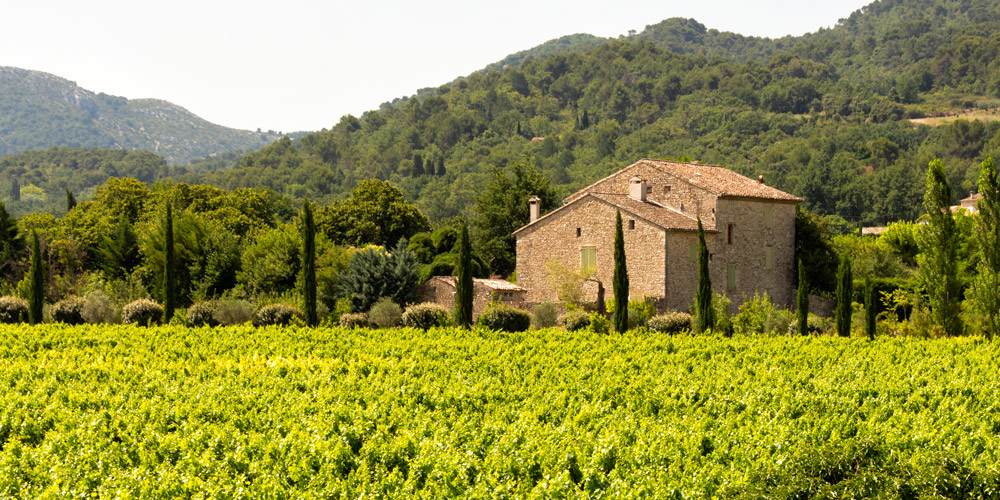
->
{"left": 765, "top": 246, "right": 774, "bottom": 270}
{"left": 646, "top": 186, "right": 653, "bottom": 195}
{"left": 689, "top": 241, "right": 698, "bottom": 262}
{"left": 581, "top": 246, "right": 597, "bottom": 273}
{"left": 663, "top": 186, "right": 671, "bottom": 194}
{"left": 764, "top": 205, "right": 774, "bottom": 228}
{"left": 727, "top": 264, "right": 736, "bottom": 291}
{"left": 576, "top": 227, "right": 581, "bottom": 238}
{"left": 628, "top": 219, "right": 635, "bottom": 230}
{"left": 727, "top": 223, "right": 734, "bottom": 244}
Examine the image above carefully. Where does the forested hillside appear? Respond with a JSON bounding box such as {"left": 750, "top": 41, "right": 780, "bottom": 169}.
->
{"left": 0, "top": 67, "right": 280, "bottom": 164}
{"left": 204, "top": 0, "right": 1000, "bottom": 226}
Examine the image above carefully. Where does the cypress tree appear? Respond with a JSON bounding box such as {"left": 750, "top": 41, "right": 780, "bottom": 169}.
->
{"left": 28, "top": 230, "right": 43, "bottom": 325}
{"left": 302, "top": 201, "right": 317, "bottom": 326}
{"left": 864, "top": 276, "right": 876, "bottom": 340}
{"left": 613, "top": 210, "right": 629, "bottom": 333}
{"left": 10, "top": 178, "right": 19, "bottom": 202}
{"left": 455, "top": 220, "right": 473, "bottom": 328}
{"left": 437, "top": 157, "right": 446, "bottom": 176}
{"left": 581, "top": 110, "right": 590, "bottom": 129}
{"left": 163, "top": 202, "right": 176, "bottom": 323}
{"left": 413, "top": 154, "right": 424, "bottom": 176}
{"left": 694, "top": 218, "right": 715, "bottom": 334}
{"left": 970, "top": 157, "right": 1000, "bottom": 340}
{"left": 835, "top": 254, "right": 853, "bottom": 337}
{"left": 916, "top": 159, "right": 963, "bottom": 336}
{"left": 65, "top": 189, "right": 76, "bottom": 212}
{"left": 797, "top": 259, "right": 808, "bottom": 335}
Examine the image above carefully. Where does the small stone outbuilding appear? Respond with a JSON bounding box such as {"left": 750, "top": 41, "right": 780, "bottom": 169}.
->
{"left": 513, "top": 158, "right": 802, "bottom": 311}
{"left": 416, "top": 276, "right": 527, "bottom": 320}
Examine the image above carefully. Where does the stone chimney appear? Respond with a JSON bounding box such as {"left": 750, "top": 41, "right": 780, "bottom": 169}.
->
{"left": 629, "top": 176, "right": 647, "bottom": 202}
{"left": 758, "top": 175, "right": 764, "bottom": 184}
{"left": 528, "top": 195, "right": 541, "bottom": 223}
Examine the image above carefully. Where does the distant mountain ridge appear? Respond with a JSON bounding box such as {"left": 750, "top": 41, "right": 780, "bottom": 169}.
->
{"left": 0, "top": 67, "right": 280, "bottom": 164}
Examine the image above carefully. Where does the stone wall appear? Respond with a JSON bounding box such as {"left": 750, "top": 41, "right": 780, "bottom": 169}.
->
{"left": 416, "top": 278, "right": 528, "bottom": 320}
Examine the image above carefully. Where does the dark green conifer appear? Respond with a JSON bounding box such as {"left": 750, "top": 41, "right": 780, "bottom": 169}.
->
{"left": 302, "top": 201, "right": 317, "bottom": 326}
{"left": 413, "top": 154, "right": 424, "bottom": 176}
{"left": 797, "top": 259, "right": 808, "bottom": 335}
{"left": 835, "top": 254, "right": 853, "bottom": 337}
{"left": 455, "top": 220, "right": 473, "bottom": 328}
{"left": 613, "top": 210, "right": 629, "bottom": 333}
{"left": 65, "top": 189, "right": 76, "bottom": 212}
{"left": 694, "top": 218, "right": 715, "bottom": 334}
{"left": 28, "top": 230, "right": 43, "bottom": 324}
{"left": 864, "top": 276, "right": 876, "bottom": 340}
{"left": 10, "top": 178, "right": 19, "bottom": 202}
{"left": 581, "top": 110, "right": 590, "bottom": 129}
{"left": 163, "top": 202, "right": 176, "bottom": 323}
{"left": 437, "top": 157, "right": 446, "bottom": 176}
{"left": 101, "top": 217, "right": 140, "bottom": 280}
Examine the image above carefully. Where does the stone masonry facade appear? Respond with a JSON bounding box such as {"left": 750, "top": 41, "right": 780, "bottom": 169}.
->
{"left": 515, "top": 159, "right": 801, "bottom": 312}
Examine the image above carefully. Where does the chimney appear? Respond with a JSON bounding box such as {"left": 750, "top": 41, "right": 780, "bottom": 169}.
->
{"left": 758, "top": 175, "right": 764, "bottom": 184}
{"left": 629, "top": 176, "right": 647, "bottom": 202}
{"left": 528, "top": 195, "right": 541, "bottom": 223}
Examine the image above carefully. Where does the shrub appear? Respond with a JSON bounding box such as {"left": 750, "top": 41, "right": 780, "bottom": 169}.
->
{"left": 627, "top": 296, "right": 657, "bottom": 329}
{"left": 788, "top": 314, "right": 833, "bottom": 335}
{"left": 369, "top": 297, "right": 403, "bottom": 329}
{"left": 402, "top": 302, "right": 451, "bottom": 330}
{"left": 253, "top": 304, "right": 303, "bottom": 327}
{"left": 648, "top": 311, "right": 693, "bottom": 334}
{"left": 477, "top": 303, "right": 531, "bottom": 332}
{"left": 766, "top": 309, "right": 795, "bottom": 335}
{"left": 560, "top": 310, "right": 591, "bottom": 331}
{"left": 51, "top": 296, "right": 87, "bottom": 325}
{"left": 339, "top": 312, "right": 369, "bottom": 328}
{"left": 589, "top": 312, "right": 611, "bottom": 334}
{"left": 187, "top": 300, "right": 220, "bottom": 327}
{"left": 713, "top": 292, "right": 733, "bottom": 336}
{"left": 214, "top": 299, "right": 255, "bottom": 326}
{"left": 0, "top": 295, "right": 29, "bottom": 324}
{"left": 122, "top": 299, "right": 163, "bottom": 326}
{"left": 82, "top": 291, "right": 116, "bottom": 324}
{"left": 532, "top": 302, "right": 559, "bottom": 328}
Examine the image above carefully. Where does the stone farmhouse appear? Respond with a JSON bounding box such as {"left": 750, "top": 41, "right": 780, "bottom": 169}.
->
{"left": 513, "top": 158, "right": 802, "bottom": 311}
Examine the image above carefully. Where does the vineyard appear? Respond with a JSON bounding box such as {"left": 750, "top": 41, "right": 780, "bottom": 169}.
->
{"left": 2, "top": 325, "right": 1000, "bottom": 498}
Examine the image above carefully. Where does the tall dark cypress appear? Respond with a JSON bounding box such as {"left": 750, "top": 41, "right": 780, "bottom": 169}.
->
{"left": 835, "top": 254, "right": 853, "bottom": 337}
{"left": 302, "top": 201, "right": 317, "bottom": 326}
{"left": 163, "top": 202, "right": 176, "bottom": 323}
{"left": 455, "top": 220, "right": 473, "bottom": 328}
{"left": 797, "top": 259, "right": 809, "bottom": 335}
{"left": 864, "top": 276, "right": 876, "bottom": 340}
{"left": 65, "top": 189, "right": 76, "bottom": 212}
{"left": 413, "top": 154, "right": 424, "bottom": 176}
{"left": 694, "top": 218, "right": 714, "bottom": 334}
{"left": 28, "top": 230, "right": 43, "bottom": 325}
{"left": 613, "top": 210, "right": 629, "bottom": 333}
{"left": 437, "top": 157, "right": 446, "bottom": 177}
{"left": 10, "top": 178, "right": 20, "bottom": 202}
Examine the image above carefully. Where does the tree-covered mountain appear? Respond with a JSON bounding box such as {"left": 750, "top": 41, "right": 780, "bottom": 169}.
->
{"left": 0, "top": 67, "right": 280, "bottom": 164}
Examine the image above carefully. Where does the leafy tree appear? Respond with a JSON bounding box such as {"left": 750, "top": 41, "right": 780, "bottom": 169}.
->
{"left": 472, "top": 158, "right": 557, "bottom": 276}
{"left": 613, "top": 210, "right": 629, "bottom": 333}
{"left": 238, "top": 223, "right": 301, "bottom": 297}
{"left": 835, "top": 254, "right": 853, "bottom": 337}
{"left": 695, "top": 218, "right": 714, "bottom": 334}
{"left": 797, "top": 259, "right": 808, "bottom": 336}
{"left": 28, "top": 230, "right": 43, "bottom": 324}
{"left": 163, "top": 202, "right": 176, "bottom": 323}
{"left": 794, "top": 206, "right": 838, "bottom": 294}
{"left": 455, "top": 221, "right": 473, "bottom": 329}
{"left": 302, "top": 201, "right": 317, "bottom": 326}
{"left": 969, "top": 156, "right": 1000, "bottom": 339}
{"left": 315, "top": 179, "right": 430, "bottom": 248}
{"left": 916, "top": 159, "right": 963, "bottom": 337}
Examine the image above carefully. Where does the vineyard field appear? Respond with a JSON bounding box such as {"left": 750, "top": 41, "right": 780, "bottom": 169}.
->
{"left": 2, "top": 325, "right": 1000, "bottom": 498}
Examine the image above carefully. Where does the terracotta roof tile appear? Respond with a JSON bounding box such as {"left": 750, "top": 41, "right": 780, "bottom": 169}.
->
{"left": 432, "top": 276, "right": 525, "bottom": 291}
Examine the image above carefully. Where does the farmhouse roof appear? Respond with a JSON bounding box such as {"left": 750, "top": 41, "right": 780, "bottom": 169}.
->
{"left": 513, "top": 192, "right": 711, "bottom": 235}
{"left": 430, "top": 276, "right": 525, "bottom": 292}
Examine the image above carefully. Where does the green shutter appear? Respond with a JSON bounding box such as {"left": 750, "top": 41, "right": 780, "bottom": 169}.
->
{"left": 581, "top": 246, "right": 597, "bottom": 273}
{"left": 727, "top": 264, "right": 736, "bottom": 291}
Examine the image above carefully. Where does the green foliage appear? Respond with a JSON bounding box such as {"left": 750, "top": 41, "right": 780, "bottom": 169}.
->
{"left": 694, "top": 218, "right": 714, "bottom": 333}
{"left": 401, "top": 302, "right": 452, "bottom": 330}
{"left": 314, "top": 179, "right": 430, "bottom": 248}
{"left": 647, "top": 311, "right": 693, "bottom": 334}
{"left": 916, "top": 159, "right": 964, "bottom": 336}
{"left": 969, "top": 156, "right": 1000, "bottom": 340}
{"left": 28, "top": 230, "right": 43, "bottom": 324}
{"left": 627, "top": 296, "right": 657, "bottom": 329}
{"left": 560, "top": 310, "right": 591, "bottom": 331}
{"left": 212, "top": 299, "right": 255, "bottom": 326}
{"left": 252, "top": 304, "right": 303, "bottom": 327}
{"left": 713, "top": 292, "right": 733, "bottom": 337}
{"left": 532, "top": 302, "right": 560, "bottom": 329}
{"left": 338, "top": 241, "right": 420, "bottom": 313}
{"left": 51, "top": 296, "right": 86, "bottom": 325}
{"left": 301, "top": 202, "right": 317, "bottom": 326}
{"left": 100, "top": 216, "right": 141, "bottom": 281}
{"left": 238, "top": 223, "right": 301, "bottom": 297}
{"left": 454, "top": 221, "right": 474, "bottom": 328}
{"left": 0, "top": 295, "right": 28, "bottom": 324}
{"left": 338, "top": 312, "right": 369, "bottom": 328}
{"left": 733, "top": 293, "right": 792, "bottom": 335}
{"left": 162, "top": 203, "right": 176, "bottom": 323}
{"left": 121, "top": 298, "right": 163, "bottom": 326}
{"left": 835, "top": 254, "right": 854, "bottom": 337}
{"left": 368, "top": 298, "right": 403, "bottom": 329}
{"left": 589, "top": 312, "right": 611, "bottom": 334}
{"left": 795, "top": 206, "right": 839, "bottom": 294}
{"left": 797, "top": 259, "right": 809, "bottom": 336}
{"left": 476, "top": 303, "right": 531, "bottom": 332}
{"left": 612, "top": 210, "right": 629, "bottom": 333}
{"left": 864, "top": 277, "right": 877, "bottom": 340}
{"left": 186, "top": 300, "right": 220, "bottom": 327}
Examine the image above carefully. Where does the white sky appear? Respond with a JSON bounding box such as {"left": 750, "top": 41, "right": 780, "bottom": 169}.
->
{"left": 0, "top": 0, "right": 872, "bottom": 133}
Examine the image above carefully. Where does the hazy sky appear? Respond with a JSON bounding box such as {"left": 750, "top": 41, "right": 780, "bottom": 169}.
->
{"left": 1, "top": 0, "right": 872, "bottom": 133}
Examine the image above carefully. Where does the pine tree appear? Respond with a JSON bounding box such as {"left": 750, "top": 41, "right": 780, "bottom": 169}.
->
{"left": 413, "top": 154, "right": 424, "bottom": 176}
{"left": 437, "top": 157, "right": 446, "bottom": 176}
{"left": 302, "top": 201, "right": 317, "bottom": 326}
{"left": 0, "top": 200, "right": 20, "bottom": 275}
{"left": 163, "top": 202, "right": 176, "bottom": 323}
{"left": 100, "top": 216, "right": 140, "bottom": 280}
{"left": 581, "top": 110, "right": 590, "bottom": 129}
{"left": 797, "top": 259, "right": 808, "bottom": 335}
{"left": 613, "top": 210, "right": 629, "bottom": 333}
{"left": 970, "top": 157, "right": 1000, "bottom": 340}
{"left": 10, "top": 178, "right": 19, "bottom": 202}
{"left": 65, "top": 189, "right": 76, "bottom": 212}
{"left": 516, "top": 121, "right": 521, "bottom": 137}
{"left": 694, "top": 218, "right": 714, "bottom": 334}
{"left": 864, "top": 276, "right": 876, "bottom": 340}
{"left": 916, "top": 159, "right": 963, "bottom": 336}
{"left": 455, "top": 220, "right": 473, "bottom": 328}
{"left": 28, "top": 230, "right": 43, "bottom": 325}
{"left": 835, "top": 254, "right": 853, "bottom": 337}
